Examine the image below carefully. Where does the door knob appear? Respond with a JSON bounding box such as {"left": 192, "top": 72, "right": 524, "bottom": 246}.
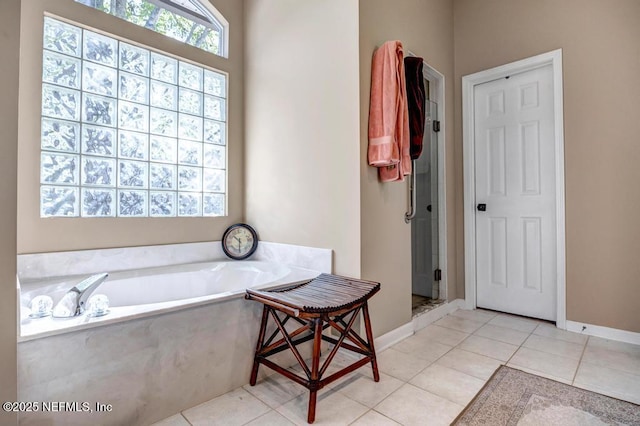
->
{"left": 477, "top": 204, "right": 486, "bottom": 211}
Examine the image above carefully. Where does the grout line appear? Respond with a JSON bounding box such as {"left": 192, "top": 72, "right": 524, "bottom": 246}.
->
{"left": 507, "top": 342, "right": 577, "bottom": 360}
{"left": 433, "top": 347, "right": 500, "bottom": 381}
{"left": 418, "top": 386, "right": 467, "bottom": 411}
{"left": 471, "top": 323, "right": 531, "bottom": 348}
{"left": 456, "top": 337, "right": 522, "bottom": 365}
{"left": 348, "top": 409, "right": 369, "bottom": 425}
{"left": 478, "top": 321, "right": 537, "bottom": 334}
{"left": 574, "top": 341, "right": 640, "bottom": 378}
{"left": 372, "top": 408, "right": 404, "bottom": 426}
{"left": 180, "top": 412, "right": 193, "bottom": 426}
{"left": 504, "top": 327, "right": 535, "bottom": 366}
{"left": 571, "top": 335, "right": 590, "bottom": 385}
{"left": 408, "top": 362, "right": 486, "bottom": 408}
{"left": 504, "top": 344, "right": 580, "bottom": 385}
{"left": 244, "top": 379, "right": 301, "bottom": 410}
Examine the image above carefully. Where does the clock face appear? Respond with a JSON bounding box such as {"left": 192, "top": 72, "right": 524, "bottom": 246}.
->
{"left": 222, "top": 224, "right": 258, "bottom": 260}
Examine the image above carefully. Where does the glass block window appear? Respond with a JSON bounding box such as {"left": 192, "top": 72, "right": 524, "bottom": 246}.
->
{"left": 40, "top": 17, "right": 227, "bottom": 218}
{"left": 74, "top": 0, "right": 226, "bottom": 57}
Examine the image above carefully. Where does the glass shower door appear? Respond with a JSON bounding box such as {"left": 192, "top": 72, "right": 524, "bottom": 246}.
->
{"left": 411, "top": 99, "right": 439, "bottom": 300}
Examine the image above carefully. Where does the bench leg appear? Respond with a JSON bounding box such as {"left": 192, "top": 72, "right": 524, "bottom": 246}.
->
{"left": 250, "top": 305, "right": 270, "bottom": 386}
{"left": 308, "top": 391, "right": 317, "bottom": 424}
{"left": 307, "top": 317, "right": 323, "bottom": 423}
{"left": 362, "top": 302, "right": 380, "bottom": 382}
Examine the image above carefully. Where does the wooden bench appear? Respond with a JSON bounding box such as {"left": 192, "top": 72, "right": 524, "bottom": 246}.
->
{"left": 245, "top": 273, "right": 380, "bottom": 423}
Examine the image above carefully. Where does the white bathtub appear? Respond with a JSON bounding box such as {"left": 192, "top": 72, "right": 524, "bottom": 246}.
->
{"left": 19, "top": 260, "right": 321, "bottom": 341}
{"left": 17, "top": 242, "right": 332, "bottom": 425}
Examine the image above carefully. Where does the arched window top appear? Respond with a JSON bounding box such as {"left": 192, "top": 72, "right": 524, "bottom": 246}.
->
{"left": 75, "top": 0, "right": 229, "bottom": 57}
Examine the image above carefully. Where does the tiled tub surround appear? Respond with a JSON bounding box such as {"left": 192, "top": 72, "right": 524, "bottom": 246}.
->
{"left": 17, "top": 242, "right": 331, "bottom": 426}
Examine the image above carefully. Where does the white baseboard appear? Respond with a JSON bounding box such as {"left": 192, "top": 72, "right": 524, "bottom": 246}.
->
{"left": 373, "top": 306, "right": 640, "bottom": 357}
{"left": 412, "top": 298, "right": 465, "bottom": 332}
{"left": 450, "top": 298, "right": 466, "bottom": 309}
{"left": 373, "top": 299, "right": 467, "bottom": 352}
{"left": 565, "top": 320, "right": 640, "bottom": 346}
{"left": 374, "top": 322, "right": 413, "bottom": 352}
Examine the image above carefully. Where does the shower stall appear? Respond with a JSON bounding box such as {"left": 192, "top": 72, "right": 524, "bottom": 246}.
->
{"left": 408, "top": 93, "right": 444, "bottom": 315}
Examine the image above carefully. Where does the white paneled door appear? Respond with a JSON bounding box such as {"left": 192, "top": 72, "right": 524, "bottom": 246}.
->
{"left": 474, "top": 64, "right": 557, "bottom": 321}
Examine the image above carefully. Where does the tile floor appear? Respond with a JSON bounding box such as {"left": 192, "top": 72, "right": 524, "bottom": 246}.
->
{"left": 153, "top": 309, "right": 640, "bottom": 426}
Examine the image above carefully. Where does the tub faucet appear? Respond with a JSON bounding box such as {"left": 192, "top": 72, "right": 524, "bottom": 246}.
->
{"left": 52, "top": 273, "right": 109, "bottom": 318}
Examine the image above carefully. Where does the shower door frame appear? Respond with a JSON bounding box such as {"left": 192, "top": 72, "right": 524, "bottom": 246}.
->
{"left": 409, "top": 56, "right": 447, "bottom": 301}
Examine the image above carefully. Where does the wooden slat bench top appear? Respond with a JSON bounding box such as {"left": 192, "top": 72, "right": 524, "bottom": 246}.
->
{"left": 245, "top": 273, "right": 380, "bottom": 316}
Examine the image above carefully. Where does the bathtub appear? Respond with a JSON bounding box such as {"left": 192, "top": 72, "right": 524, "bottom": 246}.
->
{"left": 17, "top": 242, "right": 331, "bottom": 426}
{"left": 19, "top": 260, "right": 321, "bottom": 341}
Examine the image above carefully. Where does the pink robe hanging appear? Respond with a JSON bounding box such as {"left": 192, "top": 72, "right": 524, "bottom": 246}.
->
{"left": 367, "top": 40, "right": 411, "bottom": 182}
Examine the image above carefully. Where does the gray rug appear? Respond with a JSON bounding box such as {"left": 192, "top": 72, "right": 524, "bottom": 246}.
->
{"left": 453, "top": 366, "right": 640, "bottom": 425}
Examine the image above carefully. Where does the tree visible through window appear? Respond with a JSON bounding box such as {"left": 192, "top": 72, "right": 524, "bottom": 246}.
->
{"left": 75, "top": 0, "right": 226, "bottom": 57}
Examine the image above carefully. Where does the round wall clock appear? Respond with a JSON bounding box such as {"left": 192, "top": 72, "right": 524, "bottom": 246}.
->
{"left": 222, "top": 223, "right": 259, "bottom": 260}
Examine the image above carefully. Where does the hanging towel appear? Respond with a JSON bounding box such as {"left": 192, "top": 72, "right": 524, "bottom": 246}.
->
{"left": 367, "top": 41, "right": 411, "bottom": 182}
{"left": 404, "top": 57, "right": 426, "bottom": 160}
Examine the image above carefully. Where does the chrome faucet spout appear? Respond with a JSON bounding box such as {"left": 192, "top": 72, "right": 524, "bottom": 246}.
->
{"left": 52, "top": 273, "right": 109, "bottom": 318}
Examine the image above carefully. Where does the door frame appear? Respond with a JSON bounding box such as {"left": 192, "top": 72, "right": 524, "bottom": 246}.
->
{"left": 423, "top": 60, "right": 448, "bottom": 300}
{"left": 462, "top": 49, "right": 566, "bottom": 328}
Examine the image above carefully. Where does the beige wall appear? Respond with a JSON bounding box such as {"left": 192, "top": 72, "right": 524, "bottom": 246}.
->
{"left": 17, "top": 0, "right": 244, "bottom": 254}
{"left": 359, "top": 0, "right": 455, "bottom": 336}
{"left": 454, "top": 0, "right": 640, "bottom": 332}
{"left": 244, "top": 0, "right": 361, "bottom": 277}
{"left": 0, "top": 0, "right": 19, "bottom": 423}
